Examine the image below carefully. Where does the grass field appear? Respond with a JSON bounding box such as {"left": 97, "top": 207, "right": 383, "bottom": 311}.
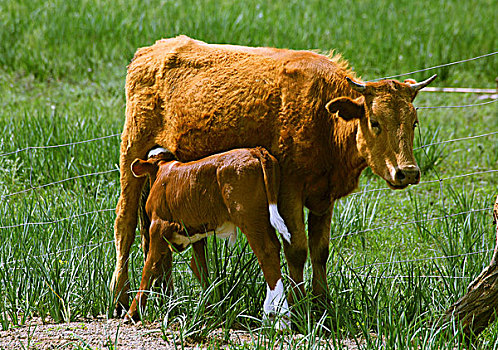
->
{"left": 0, "top": 0, "right": 497, "bottom": 348}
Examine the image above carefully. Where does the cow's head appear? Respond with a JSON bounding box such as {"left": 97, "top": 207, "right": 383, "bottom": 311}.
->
{"left": 326, "top": 74, "right": 436, "bottom": 189}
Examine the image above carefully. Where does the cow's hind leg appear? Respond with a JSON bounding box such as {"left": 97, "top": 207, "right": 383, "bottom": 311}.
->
{"left": 111, "top": 134, "right": 152, "bottom": 315}
{"left": 278, "top": 180, "right": 307, "bottom": 305}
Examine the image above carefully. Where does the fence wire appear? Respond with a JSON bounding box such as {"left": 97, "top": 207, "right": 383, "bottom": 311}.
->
{"left": 371, "top": 51, "right": 498, "bottom": 81}
{"left": 0, "top": 240, "right": 115, "bottom": 268}
{"left": 1, "top": 52, "right": 496, "bottom": 283}
{"left": 356, "top": 274, "right": 472, "bottom": 280}
{"left": 414, "top": 131, "right": 498, "bottom": 151}
{"left": 352, "top": 169, "right": 498, "bottom": 196}
{"left": 0, "top": 208, "right": 115, "bottom": 229}
{"left": 1, "top": 169, "right": 119, "bottom": 199}
{"left": 2, "top": 133, "right": 496, "bottom": 199}
{"left": 416, "top": 98, "right": 498, "bottom": 110}
{"left": 352, "top": 249, "right": 492, "bottom": 271}
{"left": 332, "top": 207, "right": 493, "bottom": 240}
{"left": 0, "top": 133, "right": 121, "bottom": 158}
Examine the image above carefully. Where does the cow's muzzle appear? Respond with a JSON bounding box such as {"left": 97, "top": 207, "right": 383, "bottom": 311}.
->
{"left": 388, "top": 165, "right": 421, "bottom": 189}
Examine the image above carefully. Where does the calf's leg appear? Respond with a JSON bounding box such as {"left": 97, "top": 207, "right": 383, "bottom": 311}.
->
{"left": 242, "top": 224, "right": 290, "bottom": 330}
{"left": 191, "top": 239, "right": 209, "bottom": 290}
{"left": 126, "top": 219, "right": 172, "bottom": 322}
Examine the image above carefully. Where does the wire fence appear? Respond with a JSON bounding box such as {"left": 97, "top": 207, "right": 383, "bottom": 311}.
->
{"left": 1, "top": 133, "right": 496, "bottom": 199}
{"left": 371, "top": 51, "right": 498, "bottom": 81}
{"left": 1, "top": 51, "right": 496, "bottom": 282}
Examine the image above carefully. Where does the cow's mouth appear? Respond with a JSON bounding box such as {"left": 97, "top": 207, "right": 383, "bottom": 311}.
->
{"left": 386, "top": 180, "right": 409, "bottom": 190}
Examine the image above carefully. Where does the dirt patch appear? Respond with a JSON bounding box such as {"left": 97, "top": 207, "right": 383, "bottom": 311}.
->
{"left": 0, "top": 317, "right": 362, "bottom": 349}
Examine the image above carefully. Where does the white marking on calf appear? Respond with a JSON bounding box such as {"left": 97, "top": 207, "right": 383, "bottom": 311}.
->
{"left": 263, "top": 279, "right": 290, "bottom": 330}
{"left": 168, "top": 221, "right": 237, "bottom": 249}
{"left": 214, "top": 221, "right": 237, "bottom": 246}
{"left": 147, "top": 147, "right": 169, "bottom": 158}
{"left": 269, "top": 204, "right": 291, "bottom": 244}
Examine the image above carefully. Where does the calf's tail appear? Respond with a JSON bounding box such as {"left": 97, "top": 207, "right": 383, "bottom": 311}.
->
{"left": 256, "top": 148, "right": 291, "bottom": 244}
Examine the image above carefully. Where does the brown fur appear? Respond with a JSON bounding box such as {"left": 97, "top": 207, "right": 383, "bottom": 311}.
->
{"left": 112, "top": 36, "right": 434, "bottom": 312}
{"left": 125, "top": 148, "right": 287, "bottom": 321}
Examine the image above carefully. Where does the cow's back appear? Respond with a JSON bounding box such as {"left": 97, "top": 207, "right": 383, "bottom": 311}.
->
{"left": 126, "top": 35, "right": 356, "bottom": 173}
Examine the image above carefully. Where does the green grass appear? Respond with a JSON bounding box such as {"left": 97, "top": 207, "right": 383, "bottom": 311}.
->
{"left": 0, "top": 0, "right": 497, "bottom": 348}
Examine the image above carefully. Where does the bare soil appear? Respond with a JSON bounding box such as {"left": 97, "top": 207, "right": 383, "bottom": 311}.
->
{"left": 0, "top": 317, "right": 362, "bottom": 349}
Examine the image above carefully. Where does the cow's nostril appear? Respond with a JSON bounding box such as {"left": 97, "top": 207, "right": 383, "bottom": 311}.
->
{"left": 395, "top": 169, "right": 406, "bottom": 181}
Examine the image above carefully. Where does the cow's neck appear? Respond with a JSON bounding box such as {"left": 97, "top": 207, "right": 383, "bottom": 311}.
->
{"left": 328, "top": 117, "right": 367, "bottom": 199}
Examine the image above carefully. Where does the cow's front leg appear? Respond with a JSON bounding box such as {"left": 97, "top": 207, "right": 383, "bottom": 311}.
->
{"left": 308, "top": 206, "right": 333, "bottom": 300}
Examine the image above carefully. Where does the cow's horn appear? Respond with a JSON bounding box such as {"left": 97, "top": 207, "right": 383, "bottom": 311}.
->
{"left": 408, "top": 74, "right": 438, "bottom": 91}
{"left": 346, "top": 77, "right": 367, "bottom": 93}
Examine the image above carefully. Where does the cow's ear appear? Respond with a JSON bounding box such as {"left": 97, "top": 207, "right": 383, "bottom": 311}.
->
{"left": 131, "top": 158, "right": 155, "bottom": 178}
{"left": 325, "top": 96, "right": 365, "bottom": 120}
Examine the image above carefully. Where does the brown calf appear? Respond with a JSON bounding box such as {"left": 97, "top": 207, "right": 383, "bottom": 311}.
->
{"left": 125, "top": 147, "right": 291, "bottom": 328}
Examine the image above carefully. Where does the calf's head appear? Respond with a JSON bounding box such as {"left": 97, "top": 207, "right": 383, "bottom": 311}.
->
{"left": 131, "top": 157, "right": 162, "bottom": 183}
{"left": 326, "top": 74, "right": 436, "bottom": 189}
{"left": 131, "top": 151, "right": 177, "bottom": 182}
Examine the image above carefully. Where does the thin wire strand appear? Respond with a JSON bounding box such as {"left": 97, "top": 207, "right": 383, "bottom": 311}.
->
{"left": 1, "top": 169, "right": 119, "bottom": 199}
{"left": 2, "top": 130, "right": 496, "bottom": 198}
{"left": 0, "top": 240, "right": 115, "bottom": 268}
{"left": 371, "top": 51, "right": 498, "bottom": 81}
{"left": 352, "top": 249, "right": 491, "bottom": 270}
{"left": 414, "top": 131, "right": 498, "bottom": 151}
{"left": 332, "top": 207, "right": 493, "bottom": 240}
{"left": 0, "top": 208, "right": 115, "bottom": 229}
{"left": 416, "top": 98, "right": 498, "bottom": 110}
{"left": 353, "top": 169, "right": 498, "bottom": 196}
{"left": 356, "top": 274, "right": 472, "bottom": 280}
{"left": 0, "top": 133, "right": 121, "bottom": 158}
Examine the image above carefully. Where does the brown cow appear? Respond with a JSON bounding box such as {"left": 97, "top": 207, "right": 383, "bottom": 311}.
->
{"left": 125, "top": 147, "right": 290, "bottom": 328}
{"left": 111, "top": 35, "right": 436, "bottom": 315}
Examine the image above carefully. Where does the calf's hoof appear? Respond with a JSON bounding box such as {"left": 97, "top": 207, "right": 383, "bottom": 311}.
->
{"left": 263, "top": 313, "right": 292, "bottom": 332}
{"left": 123, "top": 311, "right": 140, "bottom": 324}
{"left": 113, "top": 303, "right": 128, "bottom": 318}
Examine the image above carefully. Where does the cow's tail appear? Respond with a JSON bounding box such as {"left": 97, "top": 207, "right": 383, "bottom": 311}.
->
{"left": 256, "top": 147, "right": 291, "bottom": 244}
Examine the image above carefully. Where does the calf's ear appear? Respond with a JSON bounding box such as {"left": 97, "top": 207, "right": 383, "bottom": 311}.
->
{"left": 325, "top": 96, "right": 365, "bottom": 120}
{"left": 131, "top": 159, "right": 155, "bottom": 178}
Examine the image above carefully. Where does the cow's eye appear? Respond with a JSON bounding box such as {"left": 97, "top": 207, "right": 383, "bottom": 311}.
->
{"left": 413, "top": 120, "right": 419, "bottom": 129}
{"left": 370, "top": 120, "right": 380, "bottom": 133}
